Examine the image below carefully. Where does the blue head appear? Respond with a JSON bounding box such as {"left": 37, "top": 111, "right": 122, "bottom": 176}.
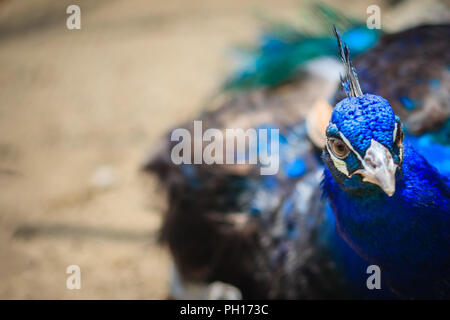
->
{"left": 323, "top": 94, "right": 404, "bottom": 196}
{"left": 323, "top": 28, "right": 404, "bottom": 197}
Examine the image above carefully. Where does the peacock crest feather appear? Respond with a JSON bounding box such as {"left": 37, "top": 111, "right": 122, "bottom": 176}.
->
{"left": 333, "top": 25, "right": 363, "bottom": 98}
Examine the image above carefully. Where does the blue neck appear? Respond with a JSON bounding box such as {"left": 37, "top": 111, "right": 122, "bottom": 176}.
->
{"left": 322, "top": 144, "right": 450, "bottom": 298}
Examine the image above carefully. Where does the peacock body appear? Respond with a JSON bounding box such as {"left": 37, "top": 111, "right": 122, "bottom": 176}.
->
{"left": 322, "top": 28, "right": 450, "bottom": 299}
{"left": 144, "top": 11, "right": 450, "bottom": 298}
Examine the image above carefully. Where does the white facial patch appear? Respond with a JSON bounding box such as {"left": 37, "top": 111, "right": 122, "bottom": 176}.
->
{"left": 326, "top": 130, "right": 367, "bottom": 178}
{"left": 326, "top": 130, "right": 355, "bottom": 177}
{"left": 399, "top": 143, "right": 404, "bottom": 163}
{"left": 327, "top": 142, "right": 350, "bottom": 177}
{"left": 393, "top": 123, "right": 398, "bottom": 143}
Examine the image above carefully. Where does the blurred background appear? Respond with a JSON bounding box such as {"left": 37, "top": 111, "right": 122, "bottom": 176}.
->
{"left": 0, "top": 0, "right": 448, "bottom": 299}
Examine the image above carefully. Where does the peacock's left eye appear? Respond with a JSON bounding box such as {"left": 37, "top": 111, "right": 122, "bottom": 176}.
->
{"left": 327, "top": 137, "right": 350, "bottom": 159}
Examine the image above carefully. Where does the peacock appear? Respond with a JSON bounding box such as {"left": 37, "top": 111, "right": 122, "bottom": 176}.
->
{"left": 144, "top": 8, "right": 450, "bottom": 299}
{"left": 321, "top": 27, "right": 450, "bottom": 299}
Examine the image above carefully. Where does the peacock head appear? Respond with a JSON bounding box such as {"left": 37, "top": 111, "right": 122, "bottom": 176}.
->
{"left": 322, "top": 27, "right": 404, "bottom": 197}
{"left": 323, "top": 94, "right": 404, "bottom": 196}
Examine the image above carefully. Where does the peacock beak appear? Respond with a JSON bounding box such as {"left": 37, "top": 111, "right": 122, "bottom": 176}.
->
{"left": 354, "top": 139, "right": 397, "bottom": 197}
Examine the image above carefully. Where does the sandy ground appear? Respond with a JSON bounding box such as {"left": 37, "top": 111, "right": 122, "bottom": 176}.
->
{"left": 0, "top": 0, "right": 447, "bottom": 299}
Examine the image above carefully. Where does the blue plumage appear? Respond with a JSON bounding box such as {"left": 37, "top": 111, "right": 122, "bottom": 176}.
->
{"left": 408, "top": 134, "right": 450, "bottom": 176}
{"left": 331, "top": 95, "right": 397, "bottom": 155}
{"left": 323, "top": 145, "right": 450, "bottom": 298}
{"left": 322, "top": 29, "right": 450, "bottom": 298}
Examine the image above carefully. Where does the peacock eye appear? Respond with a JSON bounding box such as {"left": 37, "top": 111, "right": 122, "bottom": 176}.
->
{"left": 327, "top": 137, "right": 350, "bottom": 159}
